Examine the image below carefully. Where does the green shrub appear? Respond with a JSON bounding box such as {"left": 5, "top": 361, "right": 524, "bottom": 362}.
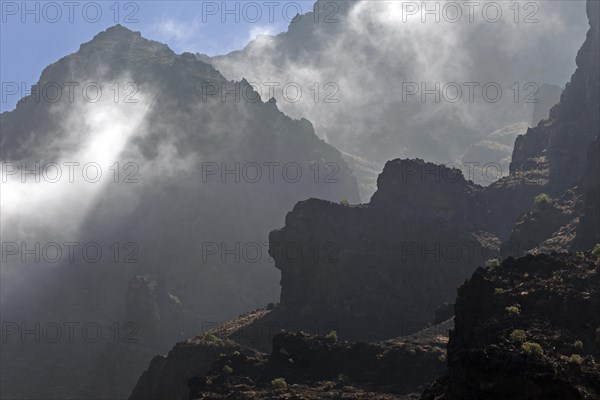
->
{"left": 505, "top": 305, "right": 521, "bottom": 315}
{"left": 576, "top": 251, "right": 585, "bottom": 259}
{"left": 222, "top": 365, "right": 233, "bottom": 375}
{"left": 339, "top": 199, "right": 350, "bottom": 206}
{"left": 485, "top": 259, "right": 500, "bottom": 268}
{"left": 533, "top": 193, "right": 551, "bottom": 207}
{"left": 521, "top": 342, "right": 544, "bottom": 357}
{"left": 271, "top": 378, "right": 287, "bottom": 390}
{"left": 494, "top": 288, "right": 506, "bottom": 295}
{"left": 592, "top": 244, "right": 600, "bottom": 257}
{"left": 568, "top": 354, "right": 584, "bottom": 364}
{"left": 324, "top": 330, "right": 338, "bottom": 343}
{"left": 233, "top": 351, "right": 241, "bottom": 357}
{"left": 201, "top": 333, "right": 224, "bottom": 346}
{"left": 510, "top": 329, "right": 527, "bottom": 343}
{"left": 593, "top": 244, "right": 600, "bottom": 263}
{"left": 322, "top": 381, "right": 336, "bottom": 390}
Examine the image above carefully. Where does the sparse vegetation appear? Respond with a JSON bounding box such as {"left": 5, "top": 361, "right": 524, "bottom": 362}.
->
{"left": 596, "top": 327, "right": 600, "bottom": 348}
{"left": 521, "top": 342, "right": 544, "bottom": 357}
{"left": 222, "top": 365, "right": 233, "bottom": 375}
{"left": 568, "top": 354, "right": 584, "bottom": 364}
{"left": 340, "top": 199, "right": 351, "bottom": 206}
{"left": 222, "top": 365, "right": 233, "bottom": 388}
{"left": 321, "top": 381, "right": 336, "bottom": 390}
{"left": 201, "top": 333, "right": 224, "bottom": 346}
{"left": 573, "top": 340, "right": 584, "bottom": 349}
{"left": 533, "top": 193, "right": 551, "bottom": 207}
{"left": 593, "top": 244, "right": 600, "bottom": 262}
{"left": 485, "top": 258, "right": 500, "bottom": 268}
{"left": 510, "top": 329, "right": 527, "bottom": 343}
{"left": 233, "top": 351, "right": 241, "bottom": 357}
{"left": 494, "top": 287, "right": 506, "bottom": 295}
{"left": 505, "top": 304, "right": 521, "bottom": 315}
{"left": 271, "top": 378, "right": 287, "bottom": 390}
{"left": 324, "top": 330, "right": 338, "bottom": 343}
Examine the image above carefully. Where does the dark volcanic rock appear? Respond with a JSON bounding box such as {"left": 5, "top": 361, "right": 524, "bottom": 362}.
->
{"left": 269, "top": 159, "right": 499, "bottom": 341}
{"left": 129, "top": 309, "right": 453, "bottom": 399}
{"left": 187, "top": 330, "right": 446, "bottom": 400}
{"left": 129, "top": 335, "right": 253, "bottom": 400}
{"left": 423, "top": 252, "right": 600, "bottom": 400}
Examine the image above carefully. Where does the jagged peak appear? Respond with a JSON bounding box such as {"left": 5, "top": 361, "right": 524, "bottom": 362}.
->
{"left": 94, "top": 24, "right": 141, "bottom": 39}
{"left": 78, "top": 24, "right": 174, "bottom": 58}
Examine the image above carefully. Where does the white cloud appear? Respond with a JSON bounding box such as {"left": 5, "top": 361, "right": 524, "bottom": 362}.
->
{"left": 151, "top": 17, "right": 203, "bottom": 52}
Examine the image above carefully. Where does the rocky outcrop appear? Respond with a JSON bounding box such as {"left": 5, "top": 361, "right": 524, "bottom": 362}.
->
{"left": 129, "top": 335, "right": 253, "bottom": 400}
{"left": 130, "top": 321, "right": 450, "bottom": 400}
{"left": 423, "top": 252, "right": 600, "bottom": 400}
{"left": 269, "top": 159, "right": 499, "bottom": 340}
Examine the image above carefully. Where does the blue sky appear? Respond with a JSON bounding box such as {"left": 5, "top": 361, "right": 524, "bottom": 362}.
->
{"left": 0, "top": 0, "right": 315, "bottom": 112}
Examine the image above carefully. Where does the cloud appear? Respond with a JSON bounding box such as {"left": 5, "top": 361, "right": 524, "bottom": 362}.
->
{"left": 206, "top": 0, "right": 589, "bottom": 200}
{"left": 151, "top": 17, "right": 204, "bottom": 52}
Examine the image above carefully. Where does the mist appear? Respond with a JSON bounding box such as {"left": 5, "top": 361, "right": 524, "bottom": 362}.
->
{"left": 205, "top": 0, "right": 588, "bottom": 199}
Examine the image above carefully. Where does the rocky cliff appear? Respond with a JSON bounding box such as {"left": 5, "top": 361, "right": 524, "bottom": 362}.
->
{"left": 269, "top": 159, "right": 499, "bottom": 340}
{"left": 423, "top": 252, "right": 600, "bottom": 400}
{"left": 496, "top": 0, "right": 599, "bottom": 252}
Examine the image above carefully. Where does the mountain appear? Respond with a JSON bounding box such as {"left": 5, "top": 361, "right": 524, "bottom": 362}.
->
{"left": 0, "top": 25, "right": 359, "bottom": 399}
{"left": 128, "top": 1, "right": 598, "bottom": 398}
{"left": 199, "top": 0, "right": 588, "bottom": 200}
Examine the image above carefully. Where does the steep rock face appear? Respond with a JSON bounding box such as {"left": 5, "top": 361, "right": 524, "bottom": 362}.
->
{"left": 269, "top": 159, "right": 499, "bottom": 340}
{"left": 423, "top": 253, "right": 600, "bottom": 400}
{"left": 500, "top": 0, "right": 598, "bottom": 194}
{"left": 575, "top": 137, "right": 600, "bottom": 249}
{"left": 492, "top": 0, "right": 599, "bottom": 251}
